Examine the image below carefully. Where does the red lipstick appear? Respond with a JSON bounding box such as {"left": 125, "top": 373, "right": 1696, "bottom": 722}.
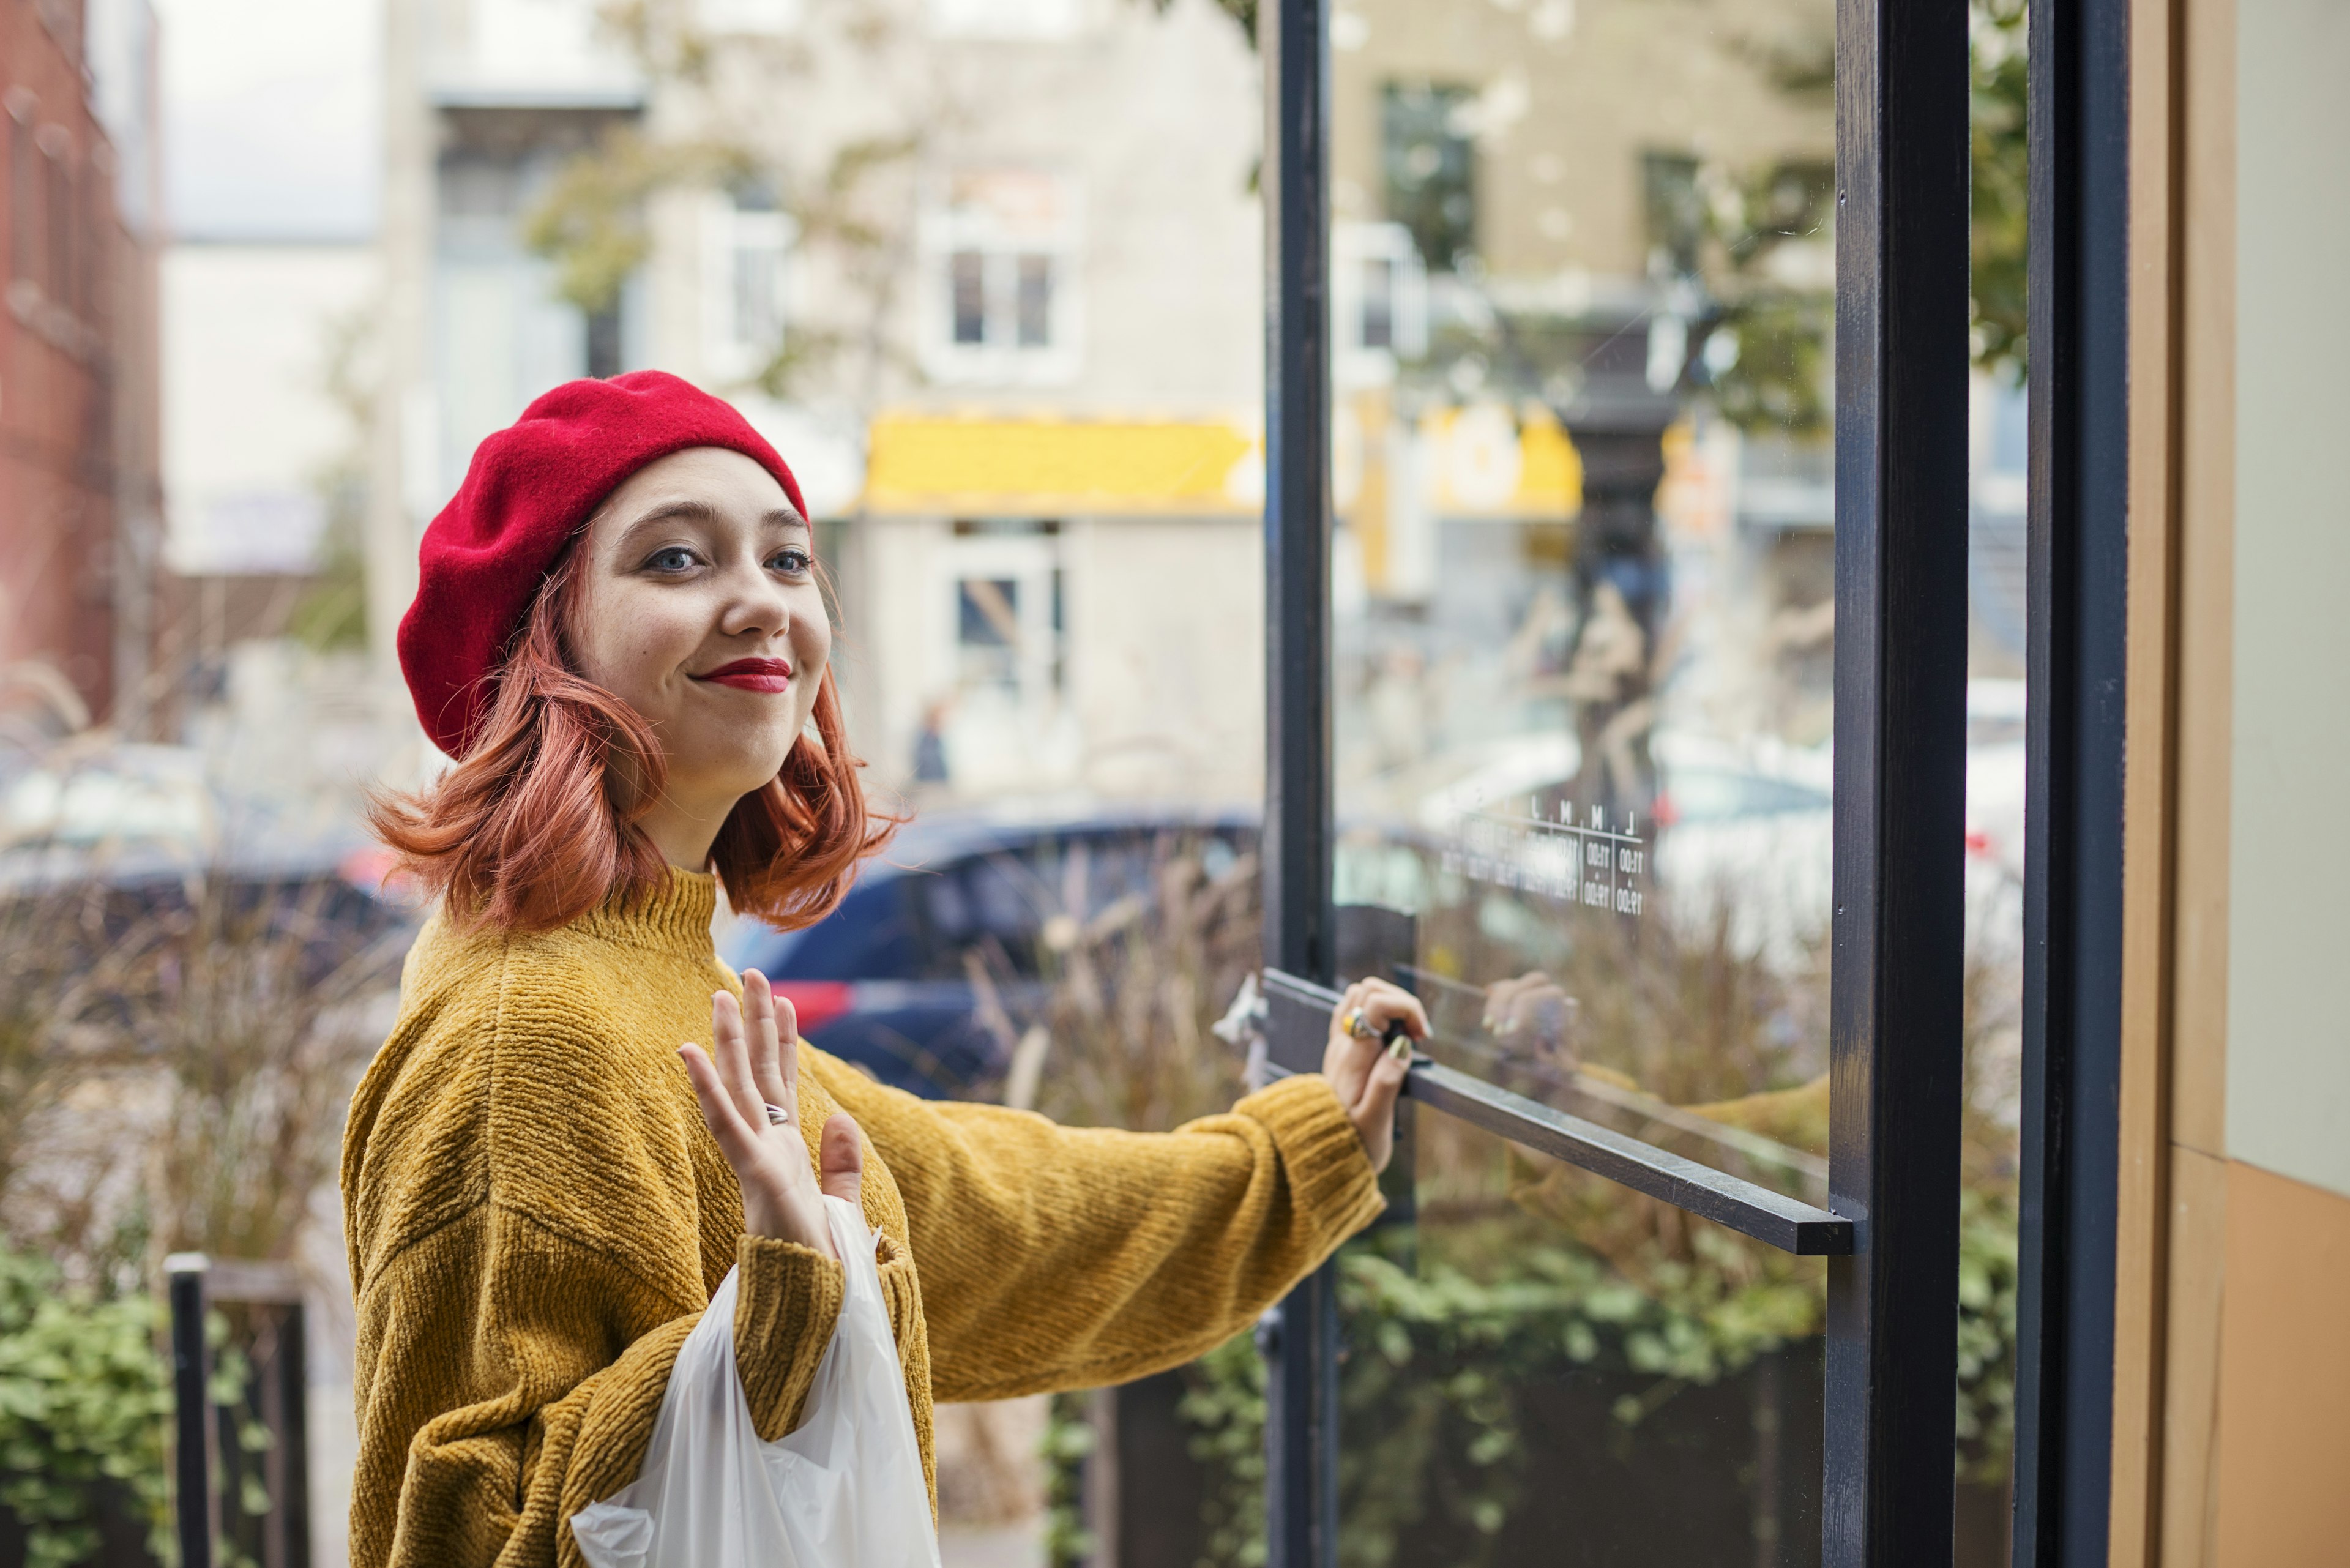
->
{"left": 692, "top": 657, "right": 796, "bottom": 693}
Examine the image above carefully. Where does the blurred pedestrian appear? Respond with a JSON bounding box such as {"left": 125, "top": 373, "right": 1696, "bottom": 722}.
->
{"left": 343, "top": 373, "right": 1422, "bottom": 1568}
{"left": 911, "top": 695, "right": 952, "bottom": 785}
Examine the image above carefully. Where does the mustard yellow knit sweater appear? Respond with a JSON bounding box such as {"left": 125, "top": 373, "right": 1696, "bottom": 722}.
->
{"left": 340, "top": 868, "right": 1384, "bottom": 1568}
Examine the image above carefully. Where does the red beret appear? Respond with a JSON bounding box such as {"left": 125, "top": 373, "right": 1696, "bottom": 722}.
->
{"left": 398, "top": 371, "right": 807, "bottom": 757}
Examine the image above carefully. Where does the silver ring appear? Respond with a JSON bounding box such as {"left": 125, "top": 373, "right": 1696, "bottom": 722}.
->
{"left": 1345, "top": 1007, "right": 1375, "bottom": 1040}
{"left": 764, "top": 1102, "right": 791, "bottom": 1127}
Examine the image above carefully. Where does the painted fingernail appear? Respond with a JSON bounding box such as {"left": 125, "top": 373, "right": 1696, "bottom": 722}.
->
{"left": 1387, "top": 1036, "right": 1413, "bottom": 1063}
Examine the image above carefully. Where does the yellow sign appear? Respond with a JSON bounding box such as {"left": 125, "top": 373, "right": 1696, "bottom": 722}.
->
{"left": 863, "top": 411, "right": 1261, "bottom": 515}
{"left": 1412, "top": 402, "right": 1584, "bottom": 518}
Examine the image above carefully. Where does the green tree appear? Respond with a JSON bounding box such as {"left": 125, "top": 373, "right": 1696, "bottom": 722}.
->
{"left": 1971, "top": 0, "right": 2030, "bottom": 380}
{"left": 523, "top": 1, "right": 927, "bottom": 405}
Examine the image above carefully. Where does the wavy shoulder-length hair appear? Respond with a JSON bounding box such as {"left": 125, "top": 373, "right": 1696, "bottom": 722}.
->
{"left": 369, "top": 539, "right": 895, "bottom": 934}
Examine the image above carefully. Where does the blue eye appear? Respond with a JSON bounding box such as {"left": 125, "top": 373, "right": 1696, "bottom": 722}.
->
{"left": 770, "top": 548, "right": 813, "bottom": 576}
{"left": 646, "top": 547, "right": 697, "bottom": 573}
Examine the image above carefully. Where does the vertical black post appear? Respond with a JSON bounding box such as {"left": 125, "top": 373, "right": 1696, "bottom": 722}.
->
{"left": 1826, "top": 0, "right": 1969, "bottom": 1560}
{"left": 269, "top": 1302, "right": 314, "bottom": 1568}
{"left": 2012, "top": 0, "right": 2129, "bottom": 1554}
{"left": 168, "top": 1256, "right": 214, "bottom": 1568}
{"left": 1261, "top": 0, "right": 1337, "bottom": 1561}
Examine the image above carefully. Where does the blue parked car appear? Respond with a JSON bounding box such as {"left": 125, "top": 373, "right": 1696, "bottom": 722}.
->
{"left": 721, "top": 806, "right": 1256, "bottom": 1097}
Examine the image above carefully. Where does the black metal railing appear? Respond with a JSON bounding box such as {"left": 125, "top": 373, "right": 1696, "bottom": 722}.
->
{"left": 164, "top": 1255, "right": 311, "bottom": 1568}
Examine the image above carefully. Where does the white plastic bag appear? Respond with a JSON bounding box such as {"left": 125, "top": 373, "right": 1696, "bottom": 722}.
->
{"left": 571, "top": 1195, "right": 941, "bottom": 1568}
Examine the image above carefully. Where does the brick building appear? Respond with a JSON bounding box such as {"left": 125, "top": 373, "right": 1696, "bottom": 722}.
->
{"left": 1, "top": 0, "right": 160, "bottom": 733}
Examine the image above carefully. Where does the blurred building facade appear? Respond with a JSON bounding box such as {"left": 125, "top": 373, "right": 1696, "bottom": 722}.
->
{"left": 641, "top": 0, "right": 1273, "bottom": 802}
{"left": 0, "top": 0, "right": 162, "bottom": 735}
{"left": 366, "top": 0, "right": 1270, "bottom": 802}
{"left": 359, "top": 0, "right": 2020, "bottom": 812}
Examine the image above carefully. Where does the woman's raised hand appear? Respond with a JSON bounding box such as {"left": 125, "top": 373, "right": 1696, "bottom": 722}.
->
{"left": 680, "top": 969, "right": 864, "bottom": 1258}
{"left": 1322, "top": 977, "right": 1428, "bottom": 1174}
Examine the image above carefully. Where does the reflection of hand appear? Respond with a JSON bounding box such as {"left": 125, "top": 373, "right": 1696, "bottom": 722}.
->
{"left": 1322, "top": 979, "right": 1427, "bottom": 1174}
{"left": 1482, "top": 971, "right": 1578, "bottom": 1066}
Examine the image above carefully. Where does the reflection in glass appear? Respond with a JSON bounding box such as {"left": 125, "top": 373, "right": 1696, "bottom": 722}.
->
{"left": 1334, "top": 1117, "right": 1826, "bottom": 1564}
{"left": 1331, "top": 0, "right": 1843, "bottom": 1196}
{"left": 1318, "top": 0, "right": 2026, "bottom": 1551}
{"left": 1323, "top": 0, "right": 1849, "bottom": 1556}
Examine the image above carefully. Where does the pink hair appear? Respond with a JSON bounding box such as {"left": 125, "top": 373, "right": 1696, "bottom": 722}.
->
{"left": 368, "top": 540, "right": 895, "bottom": 934}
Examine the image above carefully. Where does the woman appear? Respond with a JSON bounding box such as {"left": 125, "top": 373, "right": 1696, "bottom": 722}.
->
{"left": 341, "top": 371, "right": 1423, "bottom": 1568}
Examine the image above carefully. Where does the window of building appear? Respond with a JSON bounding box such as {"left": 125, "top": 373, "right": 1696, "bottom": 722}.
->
{"left": 42, "top": 132, "right": 72, "bottom": 310}
{"left": 920, "top": 171, "right": 1082, "bottom": 386}
{"left": 948, "top": 519, "right": 1065, "bottom": 701}
{"left": 957, "top": 578, "right": 1024, "bottom": 689}
{"left": 1363, "top": 259, "right": 1394, "bottom": 348}
{"left": 702, "top": 186, "right": 794, "bottom": 381}
{"left": 8, "top": 103, "right": 38, "bottom": 287}
{"left": 586, "top": 307, "right": 622, "bottom": 379}
{"left": 1015, "top": 254, "right": 1052, "bottom": 347}
{"left": 1381, "top": 81, "right": 1477, "bottom": 272}
{"left": 950, "top": 250, "right": 987, "bottom": 344}
{"left": 1332, "top": 220, "right": 1427, "bottom": 387}
{"left": 1641, "top": 149, "right": 1704, "bottom": 278}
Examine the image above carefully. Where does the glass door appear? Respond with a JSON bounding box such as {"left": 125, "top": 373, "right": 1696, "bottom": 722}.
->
{"left": 1254, "top": 0, "right": 1971, "bottom": 1561}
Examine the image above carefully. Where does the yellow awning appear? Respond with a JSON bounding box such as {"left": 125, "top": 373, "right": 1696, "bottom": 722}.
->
{"left": 862, "top": 411, "right": 1262, "bottom": 516}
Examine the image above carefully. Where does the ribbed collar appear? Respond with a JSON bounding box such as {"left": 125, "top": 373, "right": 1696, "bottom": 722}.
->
{"left": 572, "top": 865, "right": 722, "bottom": 955}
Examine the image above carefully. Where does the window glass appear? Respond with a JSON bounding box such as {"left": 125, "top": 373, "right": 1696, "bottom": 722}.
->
{"left": 1379, "top": 83, "right": 1477, "bottom": 274}
{"left": 709, "top": 185, "right": 791, "bottom": 370}
{"left": 951, "top": 250, "right": 987, "bottom": 344}
{"left": 958, "top": 577, "right": 1022, "bottom": 688}
{"left": 9, "top": 111, "right": 39, "bottom": 285}
{"left": 905, "top": 827, "right": 1257, "bottom": 988}
{"left": 1016, "top": 254, "right": 1053, "bottom": 347}
{"left": 1361, "top": 256, "right": 1395, "bottom": 349}
{"left": 1332, "top": 0, "right": 1843, "bottom": 1201}
{"left": 911, "top": 848, "right": 1051, "bottom": 978}
{"left": 1327, "top": 1116, "right": 1824, "bottom": 1564}
{"left": 1326, "top": 0, "right": 2020, "bottom": 1547}
{"left": 922, "top": 170, "right": 1081, "bottom": 383}
{"left": 1327, "top": 0, "right": 1870, "bottom": 1551}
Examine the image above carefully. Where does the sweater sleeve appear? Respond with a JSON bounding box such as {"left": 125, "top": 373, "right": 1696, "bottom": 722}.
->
{"left": 352, "top": 1212, "right": 844, "bottom": 1568}
{"left": 812, "top": 1062, "right": 1386, "bottom": 1401}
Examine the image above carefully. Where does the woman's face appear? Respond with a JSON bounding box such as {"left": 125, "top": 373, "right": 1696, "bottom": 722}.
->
{"left": 570, "top": 446, "right": 830, "bottom": 827}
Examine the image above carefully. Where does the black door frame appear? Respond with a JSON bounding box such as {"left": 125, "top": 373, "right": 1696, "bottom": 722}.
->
{"left": 1252, "top": 0, "right": 2023, "bottom": 1559}
{"left": 2012, "top": 0, "right": 2132, "bottom": 1556}
{"left": 1822, "top": 0, "right": 1972, "bottom": 1558}
{"left": 1258, "top": 0, "right": 1341, "bottom": 1556}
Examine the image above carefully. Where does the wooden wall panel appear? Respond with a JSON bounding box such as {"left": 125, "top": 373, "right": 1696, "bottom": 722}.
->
{"left": 2155, "top": 1148, "right": 2228, "bottom": 1568}
{"left": 2109, "top": 0, "right": 2181, "bottom": 1547}
{"left": 2115, "top": 0, "right": 2236, "bottom": 1558}
{"left": 2166, "top": 0, "right": 2235, "bottom": 1163}
{"left": 2210, "top": 1164, "right": 2350, "bottom": 1567}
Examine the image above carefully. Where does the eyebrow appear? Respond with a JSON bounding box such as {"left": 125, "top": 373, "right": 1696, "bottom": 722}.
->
{"left": 613, "top": 500, "right": 808, "bottom": 547}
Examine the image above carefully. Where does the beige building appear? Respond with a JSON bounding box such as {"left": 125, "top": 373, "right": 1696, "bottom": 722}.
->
{"left": 371, "top": 0, "right": 1276, "bottom": 803}
{"left": 1332, "top": 0, "right": 1834, "bottom": 284}
{"left": 637, "top": 0, "right": 1275, "bottom": 801}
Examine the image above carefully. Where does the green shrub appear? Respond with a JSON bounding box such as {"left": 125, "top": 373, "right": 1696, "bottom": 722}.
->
{"left": 0, "top": 1247, "right": 173, "bottom": 1568}
{"left": 1170, "top": 1184, "right": 2020, "bottom": 1568}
